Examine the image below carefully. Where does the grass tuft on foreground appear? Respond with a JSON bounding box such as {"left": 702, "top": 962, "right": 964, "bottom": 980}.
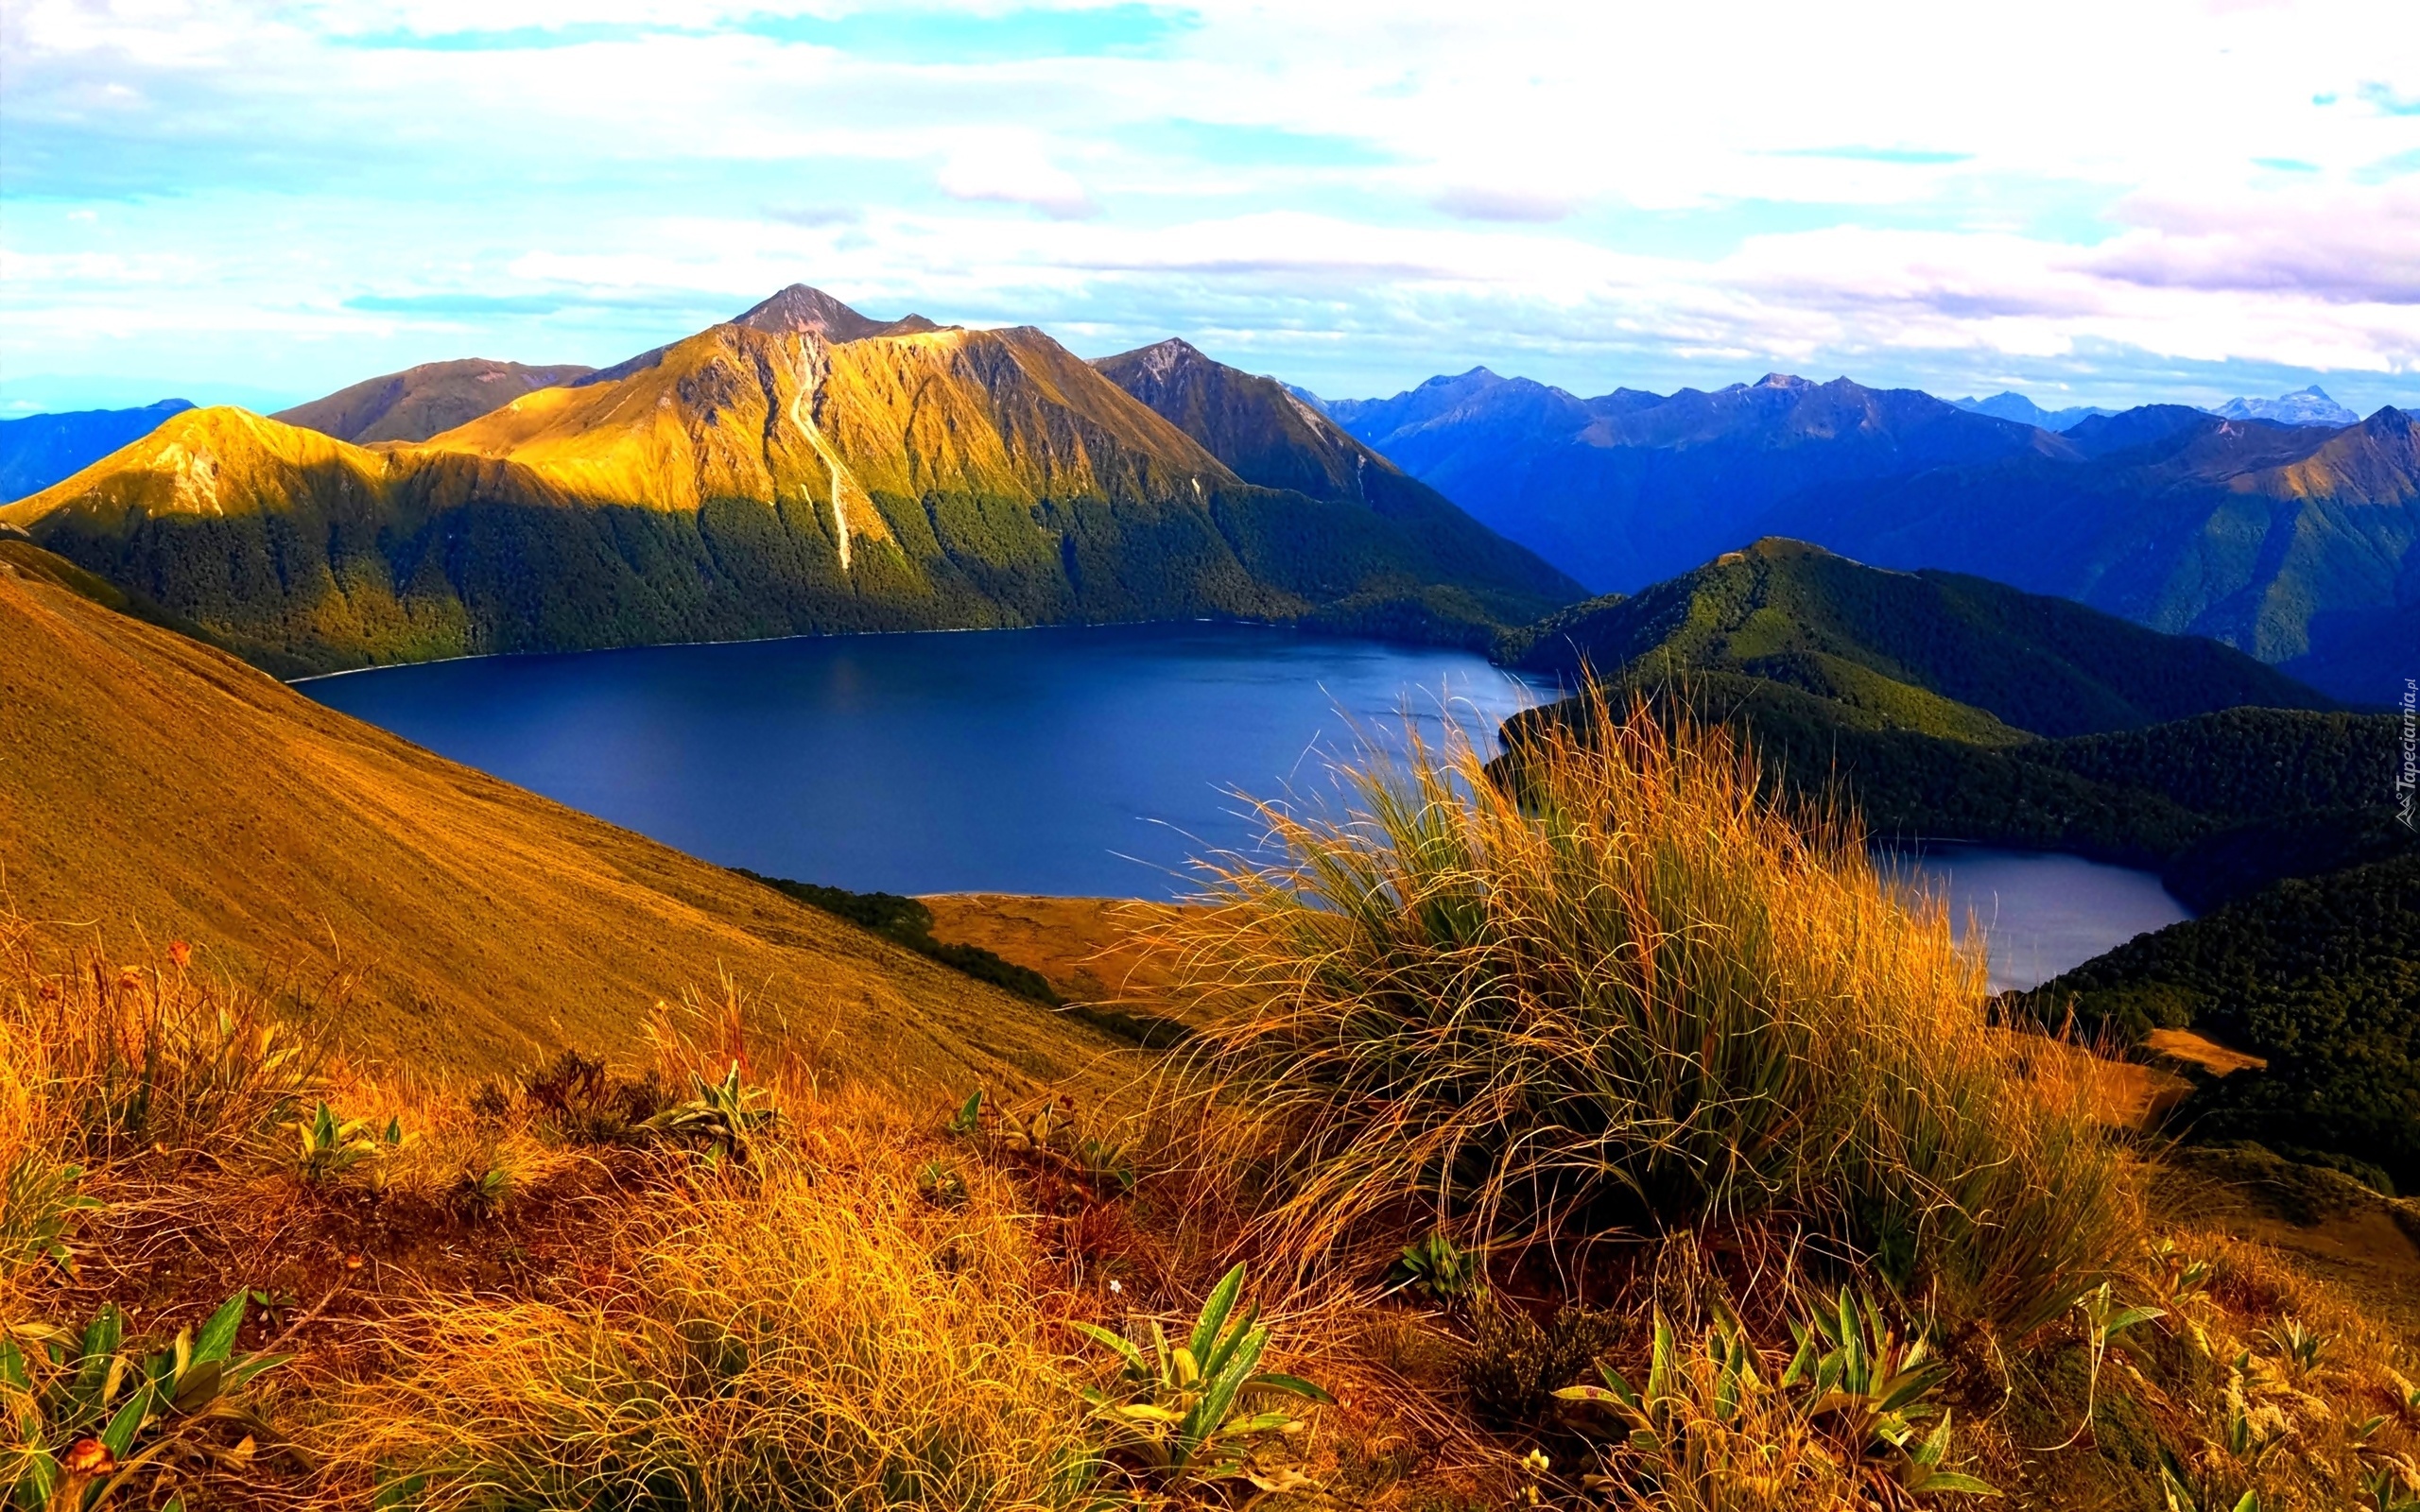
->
{"left": 2, "top": 689, "right": 2417, "bottom": 1508}
{"left": 1154, "top": 689, "right": 2133, "bottom": 1337}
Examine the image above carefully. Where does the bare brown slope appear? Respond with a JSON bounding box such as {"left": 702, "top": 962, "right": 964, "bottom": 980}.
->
{"left": 1096, "top": 338, "right": 1365, "bottom": 501}
{"left": 276, "top": 359, "right": 596, "bottom": 444}
{"left": 0, "top": 556, "right": 1121, "bottom": 1091}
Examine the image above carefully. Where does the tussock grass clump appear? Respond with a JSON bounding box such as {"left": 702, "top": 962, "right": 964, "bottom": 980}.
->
{"left": 0, "top": 921, "right": 320, "bottom": 1174}
{"left": 313, "top": 1085, "right": 1099, "bottom": 1510}
{"left": 1157, "top": 687, "right": 2135, "bottom": 1334}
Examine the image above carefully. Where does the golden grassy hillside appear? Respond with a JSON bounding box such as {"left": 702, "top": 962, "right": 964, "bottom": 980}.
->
{"left": 0, "top": 550, "right": 1122, "bottom": 1091}
{"left": 6, "top": 690, "right": 2415, "bottom": 1511}
{"left": 0, "top": 407, "right": 398, "bottom": 530}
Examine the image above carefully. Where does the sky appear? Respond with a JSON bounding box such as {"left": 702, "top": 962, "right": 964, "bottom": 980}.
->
{"left": 3, "top": 0, "right": 2418, "bottom": 417}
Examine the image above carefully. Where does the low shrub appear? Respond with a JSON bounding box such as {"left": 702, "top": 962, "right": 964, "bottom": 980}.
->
{"left": 735, "top": 872, "right": 1064, "bottom": 1006}
{"left": 1460, "top": 1292, "right": 1626, "bottom": 1433}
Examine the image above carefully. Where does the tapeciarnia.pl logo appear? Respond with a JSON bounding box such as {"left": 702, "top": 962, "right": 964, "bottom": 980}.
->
{"left": 2399, "top": 677, "right": 2417, "bottom": 831}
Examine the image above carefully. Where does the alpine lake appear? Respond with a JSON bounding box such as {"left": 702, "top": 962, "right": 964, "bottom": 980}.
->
{"left": 301, "top": 622, "right": 2190, "bottom": 992}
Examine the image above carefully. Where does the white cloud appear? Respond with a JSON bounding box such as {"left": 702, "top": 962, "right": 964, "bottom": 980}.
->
{"left": 1431, "top": 185, "right": 1576, "bottom": 223}
{"left": 935, "top": 137, "right": 1098, "bottom": 219}
{"left": 2, "top": 0, "right": 2415, "bottom": 406}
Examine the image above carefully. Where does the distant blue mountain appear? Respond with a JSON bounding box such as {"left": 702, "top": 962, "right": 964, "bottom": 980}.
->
{"left": 1951, "top": 391, "right": 2115, "bottom": 431}
{"left": 1, "top": 400, "right": 194, "bottom": 503}
{"left": 1317, "top": 366, "right": 2413, "bottom": 705}
{"left": 1324, "top": 369, "right": 2057, "bottom": 593}
{"left": 2210, "top": 385, "right": 2360, "bottom": 428}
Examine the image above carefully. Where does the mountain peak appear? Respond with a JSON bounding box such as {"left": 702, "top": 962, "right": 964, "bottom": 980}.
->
{"left": 1755, "top": 372, "right": 1815, "bottom": 391}
{"left": 2211, "top": 386, "right": 2359, "bottom": 428}
{"left": 732, "top": 284, "right": 940, "bottom": 343}
{"left": 1124, "top": 337, "right": 1211, "bottom": 382}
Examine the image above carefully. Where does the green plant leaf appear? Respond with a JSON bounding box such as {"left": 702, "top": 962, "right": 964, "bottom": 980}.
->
{"left": 1181, "top": 1324, "right": 1269, "bottom": 1459}
{"left": 1068, "top": 1320, "right": 1146, "bottom": 1375}
{"left": 1187, "top": 1263, "right": 1247, "bottom": 1373}
{"left": 1249, "top": 1370, "right": 1335, "bottom": 1404}
{"left": 193, "top": 1291, "right": 248, "bottom": 1366}
{"left": 2106, "top": 1304, "right": 2165, "bottom": 1337}
{"left": 168, "top": 1359, "right": 224, "bottom": 1414}
{"left": 71, "top": 1305, "right": 124, "bottom": 1408}
{"left": 1913, "top": 1409, "right": 1953, "bottom": 1469}
{"left": 98, "top": 1379, "right": 155, "bottom": 1457}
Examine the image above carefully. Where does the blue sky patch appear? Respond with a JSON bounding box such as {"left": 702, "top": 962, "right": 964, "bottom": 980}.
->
{"left": 735, "top": 5, "right": 1198, "bottom": 62}
{"left": 338, "top": 22, "right": 685, "bottom": 51}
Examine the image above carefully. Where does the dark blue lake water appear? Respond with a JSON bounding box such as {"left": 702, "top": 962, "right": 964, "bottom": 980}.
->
{"left": 300, "top": 623, "right": 1547, "bottom": 899}
{"left": 299, "top": 624, "right": 2191, "bottom": 987}
{"left": 1890, "top": 844, "right": 2192, "bottom": 993}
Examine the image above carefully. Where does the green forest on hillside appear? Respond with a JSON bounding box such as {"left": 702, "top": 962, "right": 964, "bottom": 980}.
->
{"left": 2024, "top": 856, "right": 2420, "bottom": 1194}
{"left": 31, "top": 479, "right": 1565, "bottom": 676}
{"left": 1511, "top": 677, "right": 2406, "bottom": 905}
{"left": 1502, "top": 539, "right": 2332, "bottom": 737}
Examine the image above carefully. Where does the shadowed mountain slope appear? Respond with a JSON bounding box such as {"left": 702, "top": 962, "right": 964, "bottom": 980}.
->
{"left": 1502, "top": 538, "right": 2332, "bottom": 740}
{"left": 275, "top": 360, "right": 596, "bottom": 444}
{"left": 1094, "top": 339, "right": 1584, "bottom": 612}
{"left": 1762, "top": 407, "right": 2420, "bottom": 705}
{"left": 1334, "top": 370, "right": 2064, "bottom": 593}
{"left": 0, "top": 399, "right": 193, "bottom": 502}
{"left": 3, "top": 289, "right": 1578, "bottom": 674}
{"left": 0, "top": 545, "right": 1120, "bottom": 1088}
{"left": 1332, "top": 363, "right": 2412, "bottom": 704}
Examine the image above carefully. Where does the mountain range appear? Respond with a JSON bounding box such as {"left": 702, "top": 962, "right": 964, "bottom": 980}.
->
{"left": 1951, "top": 392, "right": 2115, "bottom": 431}
{"left": 1948, "top": 387, "right": 2360, "bottom": 432}
{"left": 1327, "top": 369, "right": 2067, "bottom": 591}
{"left": 0, "top": 287, "right": 1580, "bottom": 675}
{"left": 1761, "top": 405, "right": 2418, "bottom": 704}
{"left": 1325, "top": 370, "right": 2414, "bottom": 704}
{"left": 15, "top": 322, "right": 2408, "bottom": 702}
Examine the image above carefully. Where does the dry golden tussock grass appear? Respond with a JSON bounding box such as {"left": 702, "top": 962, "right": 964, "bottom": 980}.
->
{"left": 1149, "top": 689, "right": 2135, "bottom": 1339}
{"left": 309, "top": 1093, "right": 1096, "bottom": 1509}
